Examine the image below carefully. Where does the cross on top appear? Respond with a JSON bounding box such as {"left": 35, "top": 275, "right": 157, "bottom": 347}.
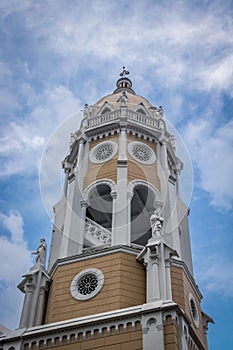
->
{"left": 120, "top": 66, "right": 130, "bottom": 77}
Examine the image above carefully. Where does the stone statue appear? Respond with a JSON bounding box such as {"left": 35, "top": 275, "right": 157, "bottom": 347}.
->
{"left": 150, "top": 209, "right": 164, "bottom": 238}
{"left": 31, "top": 238, "right": 47, "bottom": 268}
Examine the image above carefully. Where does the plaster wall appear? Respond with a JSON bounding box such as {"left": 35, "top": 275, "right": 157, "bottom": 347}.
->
{"left": 83, "top": 135, "right": 119, "bottom": 191}
{"left": 45, "top": 252, "right": 146, "bottom": 324}
{"left": 170, "top": 265, "right": 205, "bottom": 347}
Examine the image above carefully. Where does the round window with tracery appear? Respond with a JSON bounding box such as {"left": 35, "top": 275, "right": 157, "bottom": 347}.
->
{"left": 189, "top": 293, "right": 199, "bottom": 328}
{"left": 77, "top": 273, "right": 98, "bottom": 295}
{"left": 128, "top": 141, "right": 156, "bottom": 164}
{"left": 95, "top": 144, "right": 114, "bottom": 161}
{"left": 70, "top": 268, "right": 104, "bottom": 301}
{"left": 89, "top": 141, "right": 118, "bottom": 163}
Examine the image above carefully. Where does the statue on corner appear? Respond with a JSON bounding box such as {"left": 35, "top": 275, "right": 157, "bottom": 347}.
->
{"left": 150, "top": 209, "right": 164, "bottom": 238}
{"left": 31, "top": 238, "right": 47, "bottom": 268}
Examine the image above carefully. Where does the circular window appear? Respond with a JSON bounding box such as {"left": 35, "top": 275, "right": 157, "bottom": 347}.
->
{"left": 189, "top": 293, "right": 199, "bottom": 328}
{"left": 89, "top": 141, "right": 118, "bottom": 163}
{"left": 70, "top": 268, "right": 104, "bottom": 301}
{"left": 128, "top": 142, "right": 156, "bottom": 164}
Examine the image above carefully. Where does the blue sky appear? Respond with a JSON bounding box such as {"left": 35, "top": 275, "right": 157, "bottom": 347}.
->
{"left": 0, "top": 0, "right": 233, "bottom": 348}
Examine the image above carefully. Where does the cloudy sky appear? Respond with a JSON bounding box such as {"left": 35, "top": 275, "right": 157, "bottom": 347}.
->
{"left": 0, "top": 0, "right": 232, "bottom": 348}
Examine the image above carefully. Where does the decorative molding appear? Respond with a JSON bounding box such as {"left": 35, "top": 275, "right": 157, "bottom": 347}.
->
{"left": 70, "top": 268, "right": 104, "bottom": 301}
{"left": 127, "top": 179, "right": 161, "bottom": 204}
{"left": 189, "top": 293, "right": 199, "bottom": 328}
{"left": 128, "top": 141, "right": 156, "bottom": 164}
{"left": 89, "top": 140, "right": 118, "bottom": 163}
{"left": 48, "top": 245, "right": 143, "bottom": 277}
{"left": 85, "top": 218, "right": 111, "bottom": 245}
{"left": 82, "top": 179, "right": 117, "bottom": 204}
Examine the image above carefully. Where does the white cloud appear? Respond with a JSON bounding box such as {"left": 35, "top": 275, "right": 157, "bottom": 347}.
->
{"left": 0, "top": 83, "right": 81, "bottom": 177}
{"left": 196, "top": 254, "right": 233, "bottom": 298}
{"left": 39, "top": 112, "right": 82, "bottom": 219}
{"left": 0, "top": 211, "right": 32, "bottom": 329}
{"left": 183, "top": 119, "right": 233, "bottom": 211}
{"left": 0, "top": 211, "right": 24, "bottom": 244}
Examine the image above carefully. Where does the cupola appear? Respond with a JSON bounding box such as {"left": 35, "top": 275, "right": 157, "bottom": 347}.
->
{"left": 113, "top": 66, "right": 135, "bottom": 95}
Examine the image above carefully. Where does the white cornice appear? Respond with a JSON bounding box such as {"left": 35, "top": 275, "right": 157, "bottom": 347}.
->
{"left": 49, "top": 244, "right": 143, "bottom": 277}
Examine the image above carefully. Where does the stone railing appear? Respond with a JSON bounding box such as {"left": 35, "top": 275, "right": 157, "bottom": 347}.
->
{"left": 87, "top": 110, "right": 121, "bottom": 128}
{"left": 86, "top": 109, "right": 165, "bottom": 131}
{"left": 85, "top": 217, "right": 112, "bottom": 245}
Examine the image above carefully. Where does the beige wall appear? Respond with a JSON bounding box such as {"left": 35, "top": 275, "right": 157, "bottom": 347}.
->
{"left": 45, "top": 252, "right": 146, "bottom": 324}
{"left": 171, "top": 265, "right": 205, "bottom": 347}
{"left": 164, "top": 315, "right": 179, "bottom": 350}
{"left": 83, "top": 134, "right": 160, "bottom": 192}
{"left": 83, "top": 135, "right": 119, "bottom": 191}
{"left": 24, "top": 322, "right": 142, "bottom": 350}
{"left": 127, "top": 134, "right": 160, "bottom": 190}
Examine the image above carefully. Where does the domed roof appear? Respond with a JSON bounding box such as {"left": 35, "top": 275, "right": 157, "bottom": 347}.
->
{"left": 94, "top": 67, "right": 153, "bottom": 110}
{"left": 95, "top": 91, "right": 153, "bottom": 110}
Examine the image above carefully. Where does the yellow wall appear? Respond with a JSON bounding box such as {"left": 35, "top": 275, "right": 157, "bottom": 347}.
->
{"left": 83, "top": 135, "right": 118, "bottom": 190}
{"left": 127, "top": 135, "right": 160, "bottom": 190}
{"left": 164, "top": 315, "right": 179, "bottom": 350}
{"left": 24, "top": 321, "right": 142, "bottom": 350}
{"left": 171, "top": 265, "right": 205, "bottom": 347}
{"left": 45, "top": 252, "right": 146, "bottom": 324}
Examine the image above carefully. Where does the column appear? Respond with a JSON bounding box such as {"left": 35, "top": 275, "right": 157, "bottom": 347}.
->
{"left": 34, "top": 285, "right": 47, "bottom": 326}
{"left": 19, "top": 278, "right": 35, "bottom": 328}
{"left": 165, "top": 260, "right": 172, "bottom": 301}
{"left": 118, "top": 125, "right": 127, "bottom": 160}
{"left": 77, "top": 200, "right": 88, "bottom": 252}
{"left": 112, "top": 125, "right": 129, "bottom": 245}
{"left": 74, "top": 139, "right": 85, "bottom": 173}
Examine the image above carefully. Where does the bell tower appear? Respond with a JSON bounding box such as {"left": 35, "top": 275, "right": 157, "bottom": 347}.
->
{"left": 0, "top": 69, "right": 213, "bottom": 350}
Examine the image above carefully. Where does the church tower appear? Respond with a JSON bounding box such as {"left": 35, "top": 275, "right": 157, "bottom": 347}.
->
{"left": 0, "top": 69, "right": 213, "bottom": 350}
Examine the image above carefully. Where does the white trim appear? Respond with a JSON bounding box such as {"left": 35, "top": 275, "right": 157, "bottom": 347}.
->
{"left": 189, "top": 293, "right": 199, "bottom": 328}
{"left": 89, "top": 140, "right": 118, "bottom": 163}
{"left": 82, "top": 179, "right": 117, "bottom": 204}
{"left": 128, "top": 179, "right": 161, "bottom": 204}
{"left": 128, "top": 141, "right": 156, "bottom": 164}
{"left": 70, "top": 268, "right": 104, "bottom": 301}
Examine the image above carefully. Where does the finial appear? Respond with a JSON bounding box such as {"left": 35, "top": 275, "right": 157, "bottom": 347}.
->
{"left": 120, "top": 66, "right": 130, "bottom": 77}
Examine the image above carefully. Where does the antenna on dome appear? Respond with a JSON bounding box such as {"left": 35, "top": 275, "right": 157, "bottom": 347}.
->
{"left": 120, "top": 66, "right": 130, "bottom": 77}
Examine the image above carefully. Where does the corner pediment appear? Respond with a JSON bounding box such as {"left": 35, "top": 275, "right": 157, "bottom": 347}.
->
{"left": 133, "top": 103, "right": 151, "bottom": 117}
{"left": 97, "top": 101, "right": 115, "bottom": 116}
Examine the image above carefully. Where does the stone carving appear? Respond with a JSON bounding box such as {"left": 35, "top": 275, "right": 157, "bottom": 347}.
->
{"left": 85, "top": 218, "right": 111, "bottom": 244}
{"left": 77, "top": 273, "right": 98, "bottom": 295}
{"left": 132, "top": 144, "right": 151, "bottom": 162}
{"left": 150, "top": 209, "right": 164, "bottom": 238}
{"left": 95, "top": 143, "right": 114, "bottom": 161}
{"left": 31, "top": 238, "right": 47, "bottom": 268}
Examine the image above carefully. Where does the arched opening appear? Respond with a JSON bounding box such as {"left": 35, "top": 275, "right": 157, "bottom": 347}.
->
{"left": 101, "top": 107, "right": 111, "bottom": 114}
{"left": 85, "top": 183, "right": 113, "bottom": 247}
{"left": 130, "top": 184, "right": 157, "bottom": 245}
{"left": 136, "top": 108, "right": 147, "bottom": 115}
{"left": 86, "top": 184, "right": 112, "bottom": 229}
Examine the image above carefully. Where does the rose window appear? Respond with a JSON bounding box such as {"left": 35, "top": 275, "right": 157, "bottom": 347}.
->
{"left": 77, "top": 273, "right": 98, "bottom": 295}
{"left": 128, "top": 142, "right": 156, "bottom": 164}
{"left": 70, "top": 268, "right": 104, "bottom": 301}
{"left": 89, "top": 141, "right": 118, "bottom": 163}
{"left": 132, "top": 145, "right": 151, "bottom": 162}
{"left": 95, "top": 144, "right": 114, "bottom": 161}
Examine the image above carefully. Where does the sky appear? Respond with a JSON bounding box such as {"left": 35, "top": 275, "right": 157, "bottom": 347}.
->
{"left": 0, "top": 0, "right": 232, "bottom": 348}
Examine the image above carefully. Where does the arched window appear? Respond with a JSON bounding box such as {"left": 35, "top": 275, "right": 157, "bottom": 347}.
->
{"left": 84, "top": 182, "right": 114, "bottom": 247}
{"left": 101, "top": 107, "right": 111, "bottom": 114}
{"left": 86, "top": 184, "right": 112, "bottom": 230}
{"left": 130, "top": 183, "right": 158, "bottom": 245}
{"left": 136, "top": 108, "right": 147, "bottom": 115}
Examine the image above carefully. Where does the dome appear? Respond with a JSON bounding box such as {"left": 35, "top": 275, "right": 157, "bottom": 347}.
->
{"left": 95, "top": 91, "right": 153, "bottom": 110}
{"left": 94, "top": 67, "right": 153, "bottom": 111}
